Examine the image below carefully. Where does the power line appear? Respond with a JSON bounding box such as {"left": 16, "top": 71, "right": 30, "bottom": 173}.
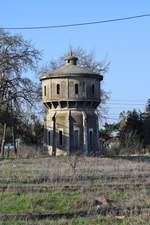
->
{"left": 107, "top": 108, "right": 144, "bottom": 110}
{"left": 110, "top": 99, "right": 148, "bottom": 102}
{"left": 102, "top": 117, "right": 119, "bottom": 121}
{"left": 106, "top": 103, "right": 145, "bottom": 106}
{"left": 1, "top": 13, "right": 150, "bottom": 30}
{"left": 110, "top": 101, "right": 147, "bottom": 104}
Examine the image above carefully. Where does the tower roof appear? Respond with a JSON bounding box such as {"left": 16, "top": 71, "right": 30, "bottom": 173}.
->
{"left": 64, "top": 52, "right": 78, "bottom": 65}
{"left": 40, "top": 54, "right": 103, "bottom": 80}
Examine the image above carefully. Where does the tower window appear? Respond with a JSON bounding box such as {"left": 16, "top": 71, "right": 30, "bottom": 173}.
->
{"left": 47, "top": 129, "right": 52, "bottom": 145}
{"left": 89, "top": 129, "right": 93, "bottom": 149}
{"left": 74, "top": 128, "right": 79, "bottom": 149}
{"left": 83, "top": 82, "right": 85, "bottom": 92}
{"left": 44, "top": 85, "right": 46, "bottom": 96}
{"left": 57, "top": 84, "right": 60, "bottom": 95}
{"left": 59, "top": 130, "right": 63, "bottom": 146}
{"left": 48, "top": 130, "right": 51, "bottom": 145}
{"left": 75, "top": 84, "right": 79, "bottom": 95}
{"left": 92, "top": 84, "right": 95, "bottom": 96}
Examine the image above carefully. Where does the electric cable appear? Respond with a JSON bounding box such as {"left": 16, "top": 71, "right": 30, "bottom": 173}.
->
{"left": 1, "top": 13, "right": 150, "bottom": 30}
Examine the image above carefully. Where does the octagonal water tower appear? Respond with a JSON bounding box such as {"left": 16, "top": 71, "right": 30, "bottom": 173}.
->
{"left": 40, "top": 54, "right": 103, "bottom": 156}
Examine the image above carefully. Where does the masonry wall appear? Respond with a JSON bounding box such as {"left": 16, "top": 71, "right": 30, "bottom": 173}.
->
{"left": 42, "top": 72, "right": 101, "bottom": 155}
{"left": 44, "top": 109, "right": 99, "bottom": 156}
{"left": 42, "top": 77, "right": 100, "bottom": 103}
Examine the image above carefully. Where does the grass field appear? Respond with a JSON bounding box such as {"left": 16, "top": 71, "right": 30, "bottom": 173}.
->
{"left": 0, "top": 155, "right": 150, "bottom": 224}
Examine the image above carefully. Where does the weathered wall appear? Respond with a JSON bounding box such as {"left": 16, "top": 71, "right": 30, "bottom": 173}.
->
{"left": 42, "top": 77, "right": 100, "bottom": 103}
{"left": 41, "top": 60, "right": 101, "bottom": 155}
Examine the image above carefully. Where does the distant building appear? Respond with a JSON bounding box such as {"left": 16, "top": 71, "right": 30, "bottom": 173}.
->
{"left": 40, "top": 54, "right": 103, "bottom": 155}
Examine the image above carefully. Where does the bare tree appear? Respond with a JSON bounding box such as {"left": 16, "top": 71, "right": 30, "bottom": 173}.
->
{"left": 0, "top": 29, "right": 41, "bottom": 156}
{"left": 42, "top": 47, "right": 109, "bottom": 74}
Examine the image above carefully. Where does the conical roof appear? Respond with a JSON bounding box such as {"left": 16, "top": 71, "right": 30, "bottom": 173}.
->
{"left": 40, "top": 54, "right": 103, "bottom": 80}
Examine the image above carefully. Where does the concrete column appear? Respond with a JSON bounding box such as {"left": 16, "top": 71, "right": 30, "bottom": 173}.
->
{"left": 82, "top": 112, "right": 88, "bottom": 154}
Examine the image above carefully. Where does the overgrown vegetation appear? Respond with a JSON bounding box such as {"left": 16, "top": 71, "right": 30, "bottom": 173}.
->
{"left": 100, "top": 100, "right": 150, "bottom": 154}
{"left": 0, "top": 156, "right": 149, "bottom": 224}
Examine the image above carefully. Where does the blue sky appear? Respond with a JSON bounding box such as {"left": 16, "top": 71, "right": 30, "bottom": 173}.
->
{"left": 1, "top": 0, "right": 150, "bottom": 123}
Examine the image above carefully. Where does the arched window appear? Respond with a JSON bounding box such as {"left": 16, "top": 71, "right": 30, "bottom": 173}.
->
{"left": 47, "top": 129, "right": 52, "bottom": 145}
{"left": 83, "top": 82, "right": 85, "bottom": 92}
{"left": 75, "top": 84, "right": 79, "bottom": 95}
{"left": 56, "top": 84, "right": 60, "bottom": 95}
{"left": 92, "top": 84, "right": 95, "bottom": 96}
{"left": 44, "top": 85, "right": 46, "bottom": 96}
{"left": 48, "top": 130, "right": 51, "bottom": 145}
{"left": 89, "top": 128, "right": 93, "bottom": 149}
{"left": 59, "top": 130, "right": 63, "bottom": 146}
{"left": 73, "top": 128, "right": 79, "bottom": 149}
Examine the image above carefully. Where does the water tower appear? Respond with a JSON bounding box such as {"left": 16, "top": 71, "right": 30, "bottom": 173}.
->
{"left": 40, "top": 54, "right": 103, "bottom": 155}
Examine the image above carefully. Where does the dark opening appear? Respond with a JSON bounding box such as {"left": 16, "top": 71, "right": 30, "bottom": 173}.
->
{"left": 48, "top": 130, "right": 51, "bottom": 145}
{"left": 92, "top": 84, "right": 95, "bottom": 96}
{"left": 74, "top": 129, "right": 79, "bottom": 149}
{"left": 61, "top": 101, "right": 67, "bottom": 108}
{"left": 89, "top": 130, "right": 93, "bottom": 148}
{"left": 75, "top": 84, "right": 79, "bottom": 94}
{"left": 44, "top": 86, "right": 46, "bottom": 96}
{"left": 83, "top": 82, "right": 85, "bottom": 92}
{"left": 57, "top": 84, "right": 60, "bottom": 94}
{"left": 69, "top": 101, "right": 76, "bottom": 108}
{"left": 59, "top": 130, "right": 63, "bottom": 146}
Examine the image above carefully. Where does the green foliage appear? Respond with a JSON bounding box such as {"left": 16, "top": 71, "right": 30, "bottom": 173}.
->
{"left": 100, "top": 122, "right": 119, "bottom": 137}
{"left": 0, "top": 157, "right": 150, "bottom": 224}
{"left": 0, "top": 216, "right": 149, "bottom": 225}
{"left": 145, "top": 98, "right": 150, "bottom": 114}
{"left": 118, "top": 107, "right": 150, "bottom": 152}
{"left": 101, "top": 100, "right": 150, "bottom": 154}
{"left": 0, "top": 192, "right": 81, "bottom": 214}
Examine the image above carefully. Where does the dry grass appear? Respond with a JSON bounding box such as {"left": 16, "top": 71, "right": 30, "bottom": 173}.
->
{"left": 0, "top": 154, "right": 150, "bottom": 224}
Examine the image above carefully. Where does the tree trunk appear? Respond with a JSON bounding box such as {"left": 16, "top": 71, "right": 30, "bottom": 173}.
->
{"left": 0, "top": 123, "right": 6, "bottom": 157}
{"left": 12, "top": 126, "right": 17, "bottom": 155}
